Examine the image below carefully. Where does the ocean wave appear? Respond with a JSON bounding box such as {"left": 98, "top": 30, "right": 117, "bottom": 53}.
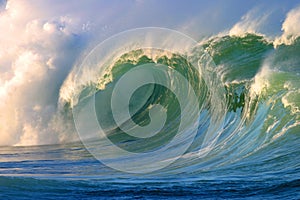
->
{"left": 52, "top": 30, "right": 300, "bottom": 173}
{"left": 0, "top": 2, "right": 298, "bottom": 176}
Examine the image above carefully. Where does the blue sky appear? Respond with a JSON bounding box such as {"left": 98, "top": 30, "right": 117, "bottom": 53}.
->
{"left": 9, "top": 0, "right": 298, "bottom": 39}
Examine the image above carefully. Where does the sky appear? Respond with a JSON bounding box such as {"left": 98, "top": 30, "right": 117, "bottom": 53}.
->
{"left": 0, "top": 0, "right": 299, "bottom": 146}
{"left": 2, "top": 0, "right": 299, "bottom": 38}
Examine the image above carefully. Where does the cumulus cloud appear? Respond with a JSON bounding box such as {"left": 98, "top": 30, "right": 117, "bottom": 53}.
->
{"left": 0, "top": 0, "right": 87, "bottom": 146}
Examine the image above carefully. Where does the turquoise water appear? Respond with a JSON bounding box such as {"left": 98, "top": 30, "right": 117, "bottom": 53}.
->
{"left": 1, "top": 33, "right": 299, "bottom": 199}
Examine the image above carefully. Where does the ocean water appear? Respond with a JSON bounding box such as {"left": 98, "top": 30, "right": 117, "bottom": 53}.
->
{"left": 1, "top": 32, "right": 299, "bottom": 199}
{"left": 0, "top": 139, "right": 299, "bottom": 199}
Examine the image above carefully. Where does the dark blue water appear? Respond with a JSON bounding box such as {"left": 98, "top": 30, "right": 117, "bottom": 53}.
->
{"left": 0, "top": 142, "right": 299, "bottom": 199}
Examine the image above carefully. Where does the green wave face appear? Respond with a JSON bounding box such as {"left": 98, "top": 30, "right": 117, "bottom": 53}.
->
{"left": 80, "top": 49, "right": 207, "bottom": 153}
{"left": 61, "top": 33, "right": 299, "bottom": 174}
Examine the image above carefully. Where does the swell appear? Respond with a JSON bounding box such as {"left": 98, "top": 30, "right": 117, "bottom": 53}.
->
{"left": 55, "top": 33, "right": 300, "bottom": 174}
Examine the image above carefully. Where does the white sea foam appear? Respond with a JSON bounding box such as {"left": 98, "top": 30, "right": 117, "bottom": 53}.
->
{"left": 274, "top": 5, "right": 300, "bottom": 46}
{"left": 229, "top": 8, "right": 270, "bottom": 37}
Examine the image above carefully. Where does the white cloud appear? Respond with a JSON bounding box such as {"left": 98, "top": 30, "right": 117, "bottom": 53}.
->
{"left": 0, "top": 0, "right": 86, "bottom": 146}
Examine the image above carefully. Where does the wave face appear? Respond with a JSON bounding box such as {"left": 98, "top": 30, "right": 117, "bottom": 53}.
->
{"left": 53, "top": 31, "right": 299, "bottom": 175}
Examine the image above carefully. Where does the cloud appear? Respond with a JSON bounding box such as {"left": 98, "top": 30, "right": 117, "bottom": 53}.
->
{"left": 0, "top": 0, "right": 86, "bottom": 146}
